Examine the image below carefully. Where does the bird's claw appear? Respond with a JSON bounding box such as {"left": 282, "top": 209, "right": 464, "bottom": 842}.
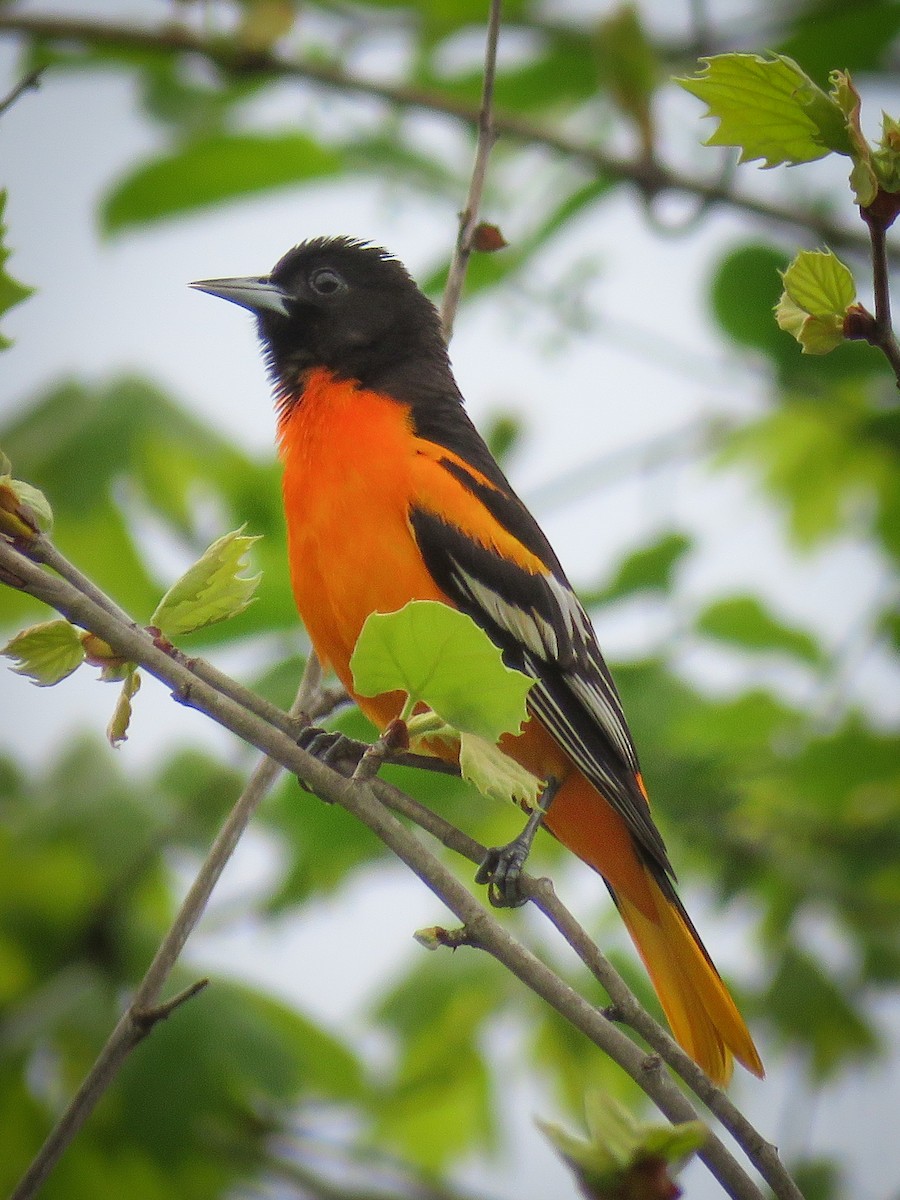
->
{"left": 475, "top": 839, "right": 531, "bottom": 909}
{"left": 296, "top": 726, "right": 363, "bottom": 774}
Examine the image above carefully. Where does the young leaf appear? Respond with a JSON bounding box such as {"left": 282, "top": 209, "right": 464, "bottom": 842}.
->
{"left": 677, "top": 53, "right": 852, "bottom": 167}
{"left": 151, "top": 526, "right": 261, "bottom": 638}
{"left": 830, "top": 71, "right": 878, "bottom": 207}
{"left": 350, "top": 600, "right": 533, "bottom": 742}
{"left": 0, "top": 465, "right": 54, "bottom": 539}
{"left": 775, "top": 248, "right": 856, "bottom": 355}
{"left": 0, "top": 191, "right": 34, "bottom": 350}
{"left": 538, "top": 1089, "right": 706, "bottom": 1200}
{"left": 2, "top": 619, "right": 85, "bottom": 686}
{"left": 108, "top": 668, "right": 141, "bottom": 747}
{"left": 458, "top": 732, "right": 543, "bottom": 809}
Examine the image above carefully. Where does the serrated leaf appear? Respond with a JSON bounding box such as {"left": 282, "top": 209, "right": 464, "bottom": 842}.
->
{"left": 101, "top": 133, "right": 343, "bottom": 233}
{"left": 350, "top": 601, "right": 533, "bottom": 742}
{"left": 2, "top": 619, "right": 85, "bottom": 685}
{"left": 781, "top": 249, "right": 856, "bottom": 316}
{"left": 776, "top": 249, "right": 856, "bottom": 355}
{"left": 151, "top": 526, "right": 261, "bottom": 638}
{"left": 107, "top": 668, "right": 141, "bottom": 746}
{"left": 696, "top": 595, "right": 823, "bottom": 663}
{"left": 677, "top": 53, "right": 852, "bottom": 167}
{"left": 458, "top": 732, "right": 543, "bottom": 808}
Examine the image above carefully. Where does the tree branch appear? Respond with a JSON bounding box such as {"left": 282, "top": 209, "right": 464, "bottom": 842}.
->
{"left": 364, "top": 778, "right": 799, "bottom": 1200}
{"left": 439, "top": 0, "right": 502, "bottom": 340}
{"left": 0, "top": 533, "right": 798, "bottom": 1200}
{"left": 0, "top": 13, "right": 878, "bottom": 258}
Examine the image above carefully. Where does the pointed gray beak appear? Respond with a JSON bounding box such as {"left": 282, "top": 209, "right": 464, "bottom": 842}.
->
{"left": 190, "top": 275, "right": 292, "bottom": 318}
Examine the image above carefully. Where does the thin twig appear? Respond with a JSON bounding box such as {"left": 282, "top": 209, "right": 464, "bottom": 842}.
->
{"left": 440, "top": 0, "right": 502, "bottom": 340}
{"left": 0, "top": 65, "right": 44, "bottom": 117}
{"left": 0, "top": 14, "right": 877, "bottom": 258}
{"left": 0, "top": 536, "right": 777, "bottom": 1200}
{"left": 8, "top": 653, "right": 322, "bottom": 1200}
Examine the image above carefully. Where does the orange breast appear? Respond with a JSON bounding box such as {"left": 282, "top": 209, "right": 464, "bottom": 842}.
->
{"left": 277, "top": 369, "right": 446, "bottom": 711}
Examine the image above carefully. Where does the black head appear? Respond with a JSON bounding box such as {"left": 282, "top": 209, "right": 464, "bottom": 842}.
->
{"left": 191, "top": 237, "right": 454, "bottom": 406}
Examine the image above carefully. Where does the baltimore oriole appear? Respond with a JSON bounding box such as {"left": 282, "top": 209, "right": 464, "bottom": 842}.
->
{"left": 192, "top": 237, "right": 763, "bottom": 1085}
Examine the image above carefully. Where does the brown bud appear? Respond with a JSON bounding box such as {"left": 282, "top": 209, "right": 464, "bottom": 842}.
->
{"left": 843, "top": 303, "right": 876, "bottom": 341}
{"left": 471, "top": 222, "right": 508, "bottom": 253}
{"left": 861, "top": 187, "right": 900, "bottom": 230}
{"left": 383, "top": 717, "right": 410, "bottom": 752}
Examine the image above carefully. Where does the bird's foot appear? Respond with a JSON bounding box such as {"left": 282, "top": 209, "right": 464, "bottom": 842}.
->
{"left": 295, "top": 726, "right": 365, "bottom": 789}
{"left": 475, "top": 776, "right": 560, "bottom": 908}
{"left": 475, "top": 837, "right": 533, "bottom": 908}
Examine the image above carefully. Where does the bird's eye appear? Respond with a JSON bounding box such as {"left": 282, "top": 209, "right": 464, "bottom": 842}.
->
{"left": 309, "top": 268, "right": 346, "bottom": 297}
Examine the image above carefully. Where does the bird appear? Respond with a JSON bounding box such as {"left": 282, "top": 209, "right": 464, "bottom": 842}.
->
{"left": 191, "top": 237, "right": 763, "bottom": 1085}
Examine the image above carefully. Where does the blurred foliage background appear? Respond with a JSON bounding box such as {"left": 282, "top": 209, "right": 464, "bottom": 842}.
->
{"left": 0, "top": 2, "right": 898, "bottom": 1199}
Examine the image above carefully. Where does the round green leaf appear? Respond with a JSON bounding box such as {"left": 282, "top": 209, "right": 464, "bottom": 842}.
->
{"left": 350, "top": 600, "right": 533, "bottom": 741}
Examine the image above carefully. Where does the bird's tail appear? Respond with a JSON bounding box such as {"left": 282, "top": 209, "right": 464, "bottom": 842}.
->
{"left": 542, "top": 771, "right": 763, "bottom": 1085}
{"left": 616, "top": 872, "right": 764, "bottom": 1085}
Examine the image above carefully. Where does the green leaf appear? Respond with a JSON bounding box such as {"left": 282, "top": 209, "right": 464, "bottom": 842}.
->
{"left": 375, "top": 985, "right": 497, "bottom": 1169}
{"left": 696, "top": 595, "right": 822, "bottom": 663}
{"left": 874, "top": 112, "right": 900, "bottom": 195}
{"left": 830, "top": 71, "right": 878, "bottom": 206}
{"left": 458, "top": 732, "right": 543, "bottom": 808}
{"left": 4, "top": 478, "right": 54, "bottom": 533}
{"left": 107, "top": 668, "right": 141, "bottom": 747}
{"left": 677, "top": 53, "right": 852, "bottom": 167}
{"left": 0, "top": 456, "right": 54, "bottom": 540}
{"left": 594, "top": 4, "right": 658, "bottom": 146}
{"left": 2, "top": 619, "right": 85, "bottom": 686}
{"left": 0, "top": 191, "right": 34, "bottom": 350}
{"left": 101, "top": 133, "right": 343, "bottom": 232}
{"left": 151, "top": 526, "right": 261, "bottom": 638}
{"left": 776, "top": 0, "right": 900, "bottom": 83}
{"left": 765, "top": 946, "right": 879, "bottom": 1078}
{"left": 779, "top": 248, "right": 856, "bottom": 316}
{"left": 584, "top": 532, "right": 692, "bottom": 606}
{"left": 538, "top": 1090, "right": 706, "bottom": 1199}
{"left": 350, "top": 601, "right": 533, "bottom": 742}
{"left": 775, "top": 247, "right": 859, "bottom": 354}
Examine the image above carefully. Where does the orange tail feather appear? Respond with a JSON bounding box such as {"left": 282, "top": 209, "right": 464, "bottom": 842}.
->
{"left": 541, "top": 768, "right": 763, "bottom": 1085}
{"left": 617, "top": 873, "right": 764, "bottom": 1085}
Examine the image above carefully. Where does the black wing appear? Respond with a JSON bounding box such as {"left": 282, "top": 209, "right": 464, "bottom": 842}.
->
{"left": 408, "top": 453, "right": 674, "bottom": 882}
